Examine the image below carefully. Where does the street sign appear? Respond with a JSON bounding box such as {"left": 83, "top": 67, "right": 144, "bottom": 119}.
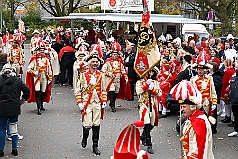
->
{"left": 16, "top": 6, "right": 25, "bottom": 15}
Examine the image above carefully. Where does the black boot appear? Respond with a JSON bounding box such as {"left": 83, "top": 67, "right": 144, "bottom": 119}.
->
{"left": 146, "top": 137, "right": 154, "bottom": 154}
{"left": 54, "top": 75, "right": 59, "bottom": 84}
{"left": 143, "top": 124, "right": 154, "bottom": 154}
{"left": 92, "top": 126, "right": 101, "bottom": 155}
{"left": 108, "top": 91, "right": 116, "bottom": 112}
{"left": 36, "top": 91, "right": 41, "bottom": 115}
{"left": 81, "top": 127, "right": 90, "bottom": 148}
{"left": 140, "top": 129, "right": 146, "bottom": 145}
{"left": 40, "top": 92, "right": 46, "bottom": 111}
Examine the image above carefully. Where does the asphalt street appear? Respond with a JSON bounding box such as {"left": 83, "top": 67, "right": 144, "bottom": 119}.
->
{"left": 2, "top": 44, "right": 238, "bottom": 159}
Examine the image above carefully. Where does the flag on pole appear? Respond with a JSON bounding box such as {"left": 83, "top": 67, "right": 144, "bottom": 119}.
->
{"left": 18, "top": 19, "right": 25, "bottom": 33}
{"left": 134, "top": 0, "right": 160, "bottom": 78}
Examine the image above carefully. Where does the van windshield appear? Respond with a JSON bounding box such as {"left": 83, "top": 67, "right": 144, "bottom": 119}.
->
{"left": 184, "top": 32, "right": 209, "bottom": 41}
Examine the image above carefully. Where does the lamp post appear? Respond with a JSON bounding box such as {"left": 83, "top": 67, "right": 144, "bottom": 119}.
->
{"left": 0, "top": 0, "right": 2, "bottom": 32}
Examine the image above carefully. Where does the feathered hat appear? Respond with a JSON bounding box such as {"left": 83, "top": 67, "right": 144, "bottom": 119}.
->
{"left": 32, "top": 29, "right": 40, "bottom": 35}
{"left": 84, "top": 50, "right": 103, "bottom": 64}
{"left": 90, "top": 44, "right": 103, "bottom": 58}
{"left": 170, "top": 80, "right": 202, "bottom": 108}
{"left": 192, "top": 51, "right": 212, "bottom": 69}
{"left": 75, "top": 45, "right": 89, "bottom": 58}
{"left": 111, "top": 121, "right": 145, "bottom": 159}
{"left": 227, "top": 34, "right": 234, "bottom": 41}
{"left": 125, "top": 40, "right": 135, "bottom": 48}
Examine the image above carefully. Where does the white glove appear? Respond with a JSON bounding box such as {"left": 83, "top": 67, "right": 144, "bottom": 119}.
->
{"left": 125, "top": 78, "right": 128, "bottom": 84}
{"left": 78, "top": 103, "right": 84, "bottom": 110}
{"left": 34, "top": 71, "right": 38, "bottom": 76}
{"left": 90, "top": 75, "right": 96, "bottom": 85}
{"left": 146, "top": 79, "right": 152, "bottom": 85}
{"left": 102, "top": 102, "right": 107, "bottom": 108}
{"left": 148, "top": 82, "right": 154, "bottom": 91}
{"left": 108, "top": 72, "right": 113, "bottom": 77}
{"left": 47, "top": 80, "right": 51, "bottom": 85}
{"left": 212, "top": 105, "right": 216, "bottom": 111}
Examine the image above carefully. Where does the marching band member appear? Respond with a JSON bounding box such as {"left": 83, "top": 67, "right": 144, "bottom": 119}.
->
{"left": 136, "top": 68, "right": 161, "bottom": 154}
{"left": 26, "top": 46, "right": 53, "bottom": 115}
{"left": 75, "top": 51, "right": 107, "bottom": 156}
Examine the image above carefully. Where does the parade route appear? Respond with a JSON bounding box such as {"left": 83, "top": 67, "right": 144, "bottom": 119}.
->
{"left": 2, "top": 44, "right": 237, "bottom": 159}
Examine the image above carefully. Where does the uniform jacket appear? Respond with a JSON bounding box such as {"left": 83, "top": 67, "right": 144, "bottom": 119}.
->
{"left": 8, "top": 47, "right": 25, "bottom": 66}
{"left": 136, "top": 78, "right": 161, "bottom": 126}
{"left": 190, "top": 75, "right": 217, "bottom": 116}
{"left": 26, "top": 55, "right": 53, "bottom": 103}
{"left": 182, "top": 110, "right": 214, "bottom": 159}
{"left": 75, "top": 69, "right": 107, "bottom": 110}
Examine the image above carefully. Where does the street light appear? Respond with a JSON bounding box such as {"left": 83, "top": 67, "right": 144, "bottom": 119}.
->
{"left": 0, "top": 0, "right": 2, "bottom": 32}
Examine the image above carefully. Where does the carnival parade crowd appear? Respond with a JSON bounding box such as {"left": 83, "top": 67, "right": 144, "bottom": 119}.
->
{"left": 0, "top": 25, "right": 238, "bottom": 159}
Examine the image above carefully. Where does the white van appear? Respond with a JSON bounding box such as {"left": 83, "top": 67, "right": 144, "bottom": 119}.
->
{"left": 182, "top": 24, "right": 209, "bottom": 41}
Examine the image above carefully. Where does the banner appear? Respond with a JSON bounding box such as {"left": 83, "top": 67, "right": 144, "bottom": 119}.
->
{"left": 101, "top": 0, "right": 154, "bottom": 11}
{"left": 133, "top": 0, "right": 160, "bottom": 78}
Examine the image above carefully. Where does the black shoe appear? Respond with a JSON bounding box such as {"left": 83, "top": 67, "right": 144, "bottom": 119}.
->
{"left": 111, "top": 107, "right": 116, "bottom": 112}
{"left": 0, "top": 150, "right": 4, "bottom": 157}
{"left": 147, "top": 146, "right": 154, "bottom": 154}
{"left": 222, "top": 117, "right": 231, "bottom": 123}
{"left": 37, "top": 109, "right": 41, "bottom": 115}
{"left": 212, "top": 129, "right": 217, "bottom": 134}
{"left": 160, "top": 114, "right": 167, "bottom": 118}
{"left": 11, "top": 149, "right": 18, "bottom": 156}
{"left": 81, "top": 140, "right": 87, "bottom": 148}
{"left": 93, "top": 146, "right": 101, "bottom": 155}
{"left": 228, "top": 121, "right": 235, "bottom": 127}
{"left": 40, "top": 106, "right": 45, "bottom": 111}
{"left": 159, "top": 111, "right": 162, "bottom": 115}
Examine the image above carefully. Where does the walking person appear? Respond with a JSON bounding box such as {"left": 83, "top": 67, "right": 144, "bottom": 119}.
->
{"left": 136, "top": 69, "right": 161, "bottom": 154}
{"left": 75, "top": 51, "right": 107, "bottom": 155}
{"left": 0, "top": 64, "right": 30, "bottom": 157}
{"left": 26, "top": 47, "right": 53, "bottom": 115}
{"left": 170, "top": 80, "right": 214, "bottom": 159}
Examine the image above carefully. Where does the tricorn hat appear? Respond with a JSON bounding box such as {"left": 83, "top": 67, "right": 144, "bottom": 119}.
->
{"left": 192, "top": 52, "right": 212, "bottom": 69}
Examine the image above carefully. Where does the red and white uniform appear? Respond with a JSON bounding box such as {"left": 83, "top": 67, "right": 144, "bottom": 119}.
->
{"left": 2, "top": 33, "right": 13, "bottom": 53}
{"left": 182, "top": 110, "right": 214, "bottom": 159}
{"left": 190, "top": 75, "right": 217, "bottom": 116}
{"left": 136, "top": 78, "right": 161, "bottom": 126}
{"left": 8, "top": 46, "right": 25, "bottom": 76}
{"left": 75, "top": 69, "right": 107, "bottom": 127}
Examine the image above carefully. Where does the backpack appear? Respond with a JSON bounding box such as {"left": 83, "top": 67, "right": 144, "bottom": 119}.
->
{"left": 229, "top": 76, "right": 238, "bottom": 105}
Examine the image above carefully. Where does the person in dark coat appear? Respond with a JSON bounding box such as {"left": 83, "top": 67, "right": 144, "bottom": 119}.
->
{"left": 124, "top": 41, "right": 137, "bottom": 101}
{"left": 0, "top": 53, "right": 7, "bottom": 71}
{"left": 209, "top": 62, "right": 224, "bottom": 134}
{"left": 58, "top": 39, "right": 75, "bottom": 86}
{"left": 0, "top": 64, "right": 30, "bottom": 157}
{"left": 174, "top": 54, "right": 193, "bottom": 85}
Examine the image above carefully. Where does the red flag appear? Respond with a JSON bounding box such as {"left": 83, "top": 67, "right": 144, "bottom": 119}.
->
{"left": 134, "top": 0, "right": 160, "bottom": 78}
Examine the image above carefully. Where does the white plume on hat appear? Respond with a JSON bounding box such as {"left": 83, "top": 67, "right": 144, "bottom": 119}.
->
{"left": 227, "top": 34, "right": 234, "bottom": 40}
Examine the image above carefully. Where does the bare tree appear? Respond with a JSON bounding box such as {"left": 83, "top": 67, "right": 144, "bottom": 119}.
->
{"left": 178, "top": 0, "right": 238, "bottom": 35}
{"left": 38, "top": 0, "right": 81, "bottom": 17}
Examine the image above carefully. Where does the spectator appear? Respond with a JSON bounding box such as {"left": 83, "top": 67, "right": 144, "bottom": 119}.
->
{"left": 209, "top": 62, "right": 224, "bottom": 134}
{"left": 0, "top": 64, "right": 30, "bottom": 157}
{"left": 59, "top": 39, "right": 75, "bottom": 86}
